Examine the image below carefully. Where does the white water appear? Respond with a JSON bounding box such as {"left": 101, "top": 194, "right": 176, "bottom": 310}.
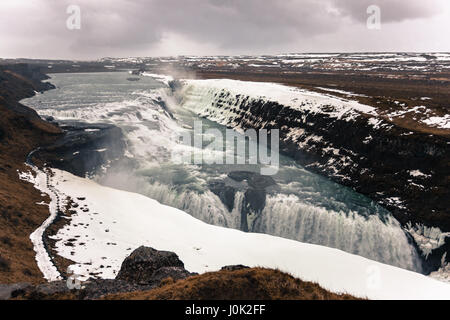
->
{"left": 259, "top": 194, "right": 418, "bottom": 268}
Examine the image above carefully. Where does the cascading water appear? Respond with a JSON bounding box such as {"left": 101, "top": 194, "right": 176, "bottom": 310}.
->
{"left": 22, "top": 72, "right": 423, "bottom": 272}
{"left": 258, "top": 194, "right": 418, "bottom": 269}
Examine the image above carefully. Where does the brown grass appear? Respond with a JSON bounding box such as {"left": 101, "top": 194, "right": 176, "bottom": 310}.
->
{"left": 104, "top": 268, "right": 361, "bottom": 300}
{"left": 0, "top": 104, "right": 61, "bottom": 284}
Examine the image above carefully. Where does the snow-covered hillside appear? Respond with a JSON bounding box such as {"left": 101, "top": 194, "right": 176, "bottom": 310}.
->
{"left": 180, "top": 79, "right": 378, "bottom": 124}
{"left": 22, "top": 167, "right": 450, "bottom": 300}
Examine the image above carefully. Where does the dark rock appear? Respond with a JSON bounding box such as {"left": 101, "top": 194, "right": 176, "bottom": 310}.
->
{"left": 116, "top": 246, "right": 185, "bottom": 284}
{"left": 209, "top": 172, "right": 278, "bottom": 232}
{"left": 228, "top": 171, "right": 276, "bottom": 190}
{"left": 77, "top": 279, "right": 152, "bottom": 300}
{"left": 31, "top": 281, "right": 70, "bottom": 298}
{"left": 169, "top": 80, "right": 183, "bottom": 92}
{"left": 221, "top": 265, "right": 250, "bottom": 272}
{"left": 33, "top": 123, "right": 127, "bottom": 177}
{"left": 208, "top": 180, "right": 236, "bottom": 212}
{"left": 151, "top": 266, "right": 197, "bottom": 284}
{"left": 241, "top": 188, "right": 266, "bottom": 231}
{"left": 228, "top": 171, "right": 277, "bottom": 232}
{"left": 0, "top": 283, "right": 32, "bottom": 300}
{"left": 1, "top": 281, "right": 69, "bottom": 300}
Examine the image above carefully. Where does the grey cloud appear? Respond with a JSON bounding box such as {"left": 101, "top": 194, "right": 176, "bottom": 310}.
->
{"left": 0, "top": 0, "right": 447, "bottom": 59}
{"left": 68, "top": 0, "right": 446, "bottom": 54}
{"left": 332, "top": 0, "right": 444, "bottom": 23}
{"left": 68, "top": 0, "right": 342, "bottom": 52}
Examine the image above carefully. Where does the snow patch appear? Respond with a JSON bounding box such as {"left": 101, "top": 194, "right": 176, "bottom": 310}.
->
{"left": 422, "top": 114, "right": 450, "bottom": 129}
{"left": 409, "top": 170, "right": 431, "bottom": 178}
{"left": 19, "top": 167, "right": 62, "bottom": 281}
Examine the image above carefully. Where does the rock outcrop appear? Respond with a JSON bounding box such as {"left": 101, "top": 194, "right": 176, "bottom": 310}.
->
{"left": 116, "top": 246, "right": 193, "bottom": 285}
{"left": 33, "top": 122, "right": 127, "bottom": 177}
{"left": 208, "top": 171, "right": 278, "bottom": 232}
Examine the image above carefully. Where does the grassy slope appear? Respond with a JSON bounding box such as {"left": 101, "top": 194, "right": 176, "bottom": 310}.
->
{"left": 105, "top": 268, "right": 360, "bottom": 300}
{"left": 18, "top": 268, "right": 360, "bottom": 300}
{"left": 0, "top": 66, "right": 61, "bottom": 283}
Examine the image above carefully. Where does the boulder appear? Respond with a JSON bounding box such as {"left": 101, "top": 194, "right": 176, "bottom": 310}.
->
{"left": 116, "top": 246, "right": 186, "bottom": 284}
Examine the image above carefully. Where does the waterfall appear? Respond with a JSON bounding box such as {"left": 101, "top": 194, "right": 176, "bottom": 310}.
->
{"left": 132, "top": 180, "right": 423, "bottom": 271}
{"left": 255, "top": 194, "right": 422, "bottom": 271}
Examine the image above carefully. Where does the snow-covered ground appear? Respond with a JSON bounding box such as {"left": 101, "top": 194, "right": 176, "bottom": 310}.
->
{"left": 181, "top": 79, "right": 377, "bottom": 121}
{"left": 100, "top": 52, "right": 450, "bottom": 73}
{"left": 422, "top": 114, "right": 450, "bottom": 129}
{"left": 22, "top": 167, "right": 450, "bottom": 300}
{"left": 315, "top": 87, "right": 368, "bottom": 98}
{"left": 19, "top": 167, "right": 62, "bottom": 282}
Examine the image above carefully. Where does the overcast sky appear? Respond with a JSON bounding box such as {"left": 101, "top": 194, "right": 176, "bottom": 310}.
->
{"left": 1, "top": 0, "right": 449, "bottom": 60}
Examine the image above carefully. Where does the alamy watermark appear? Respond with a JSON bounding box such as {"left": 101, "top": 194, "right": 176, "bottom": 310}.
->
{"left": 366, "top": 265, "right": 382, "bottom": 290}
{"left": 367, "top": 5, "right": 381, "bottom": 30}
{"left": 171, "top": 121, "right": 279, "bottom": 176}
{"left": 66, "top": 266, "right": 84, "bottom": 290}
{"left": 66, "top": 5, "right": 81, "bottom": 30}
